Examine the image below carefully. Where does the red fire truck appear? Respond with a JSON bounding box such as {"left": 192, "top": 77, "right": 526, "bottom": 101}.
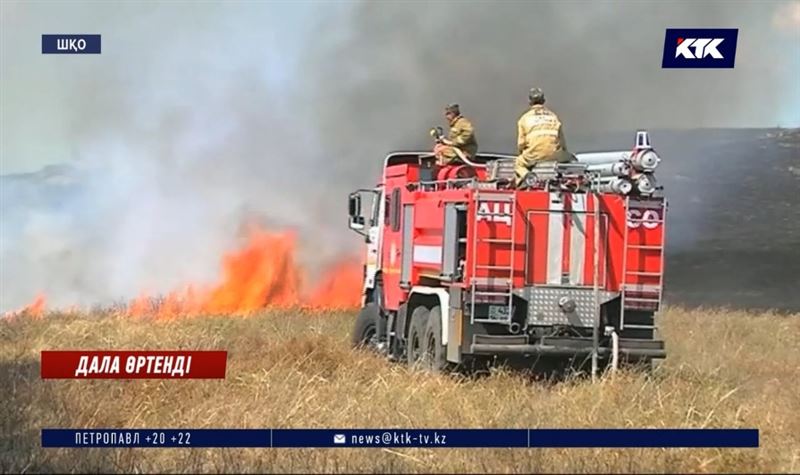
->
{"left": 347, "top": 132, "right": 667, "bottom": 374}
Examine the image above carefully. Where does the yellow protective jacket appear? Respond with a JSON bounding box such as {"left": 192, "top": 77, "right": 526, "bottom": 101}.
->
{"left": 517, "top": 105, "right": 567, "bottom": 162}
{"left": 447, "top": 115, "right": 478, "bottom": 159}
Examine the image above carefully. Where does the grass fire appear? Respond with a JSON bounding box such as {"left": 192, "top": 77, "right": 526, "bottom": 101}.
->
{"left": 1, "top": 0, "right": 798, "bottom": 472}
{"left": 5, "top": 225, "right": 363, "bottom": 319}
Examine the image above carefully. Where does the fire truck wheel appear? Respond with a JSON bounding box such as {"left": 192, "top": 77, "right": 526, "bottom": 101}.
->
{"left": 423, "top": 306, "right": 448, "bottom": 372}
{"left": 406, "top": 306, "right": 430, "bottom": 368}
{"left": 351, "top": 304, "right": 385, "bottom": 351}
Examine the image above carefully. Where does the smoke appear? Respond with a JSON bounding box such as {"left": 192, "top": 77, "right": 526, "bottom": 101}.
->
{"left": 1, "top": 1, "right": 797, "bottom": 311}
{"left": 302, "top": 1, "right": 796, "bottom": 163}
{"left": 295, "top": 0, "right": 799, "bottom": 254}
{"left": 1, "top": 2, "right": 337, "bottom": 310}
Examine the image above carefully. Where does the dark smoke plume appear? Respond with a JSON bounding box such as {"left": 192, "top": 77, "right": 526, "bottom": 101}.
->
{"left": 301, "top": 1, "right": 797, "bottom": 186}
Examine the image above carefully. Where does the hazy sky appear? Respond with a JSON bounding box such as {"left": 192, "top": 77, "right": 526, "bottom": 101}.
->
{"left": 1, "top": 0, "right": 799, "bottom": 174}
{"left": 0, "top": 0, "right": 322, "bottom": 173}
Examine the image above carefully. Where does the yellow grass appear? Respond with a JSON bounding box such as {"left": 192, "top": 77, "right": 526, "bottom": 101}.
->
{"left": 1, "top": 307, "right": 798, "bottom": 473}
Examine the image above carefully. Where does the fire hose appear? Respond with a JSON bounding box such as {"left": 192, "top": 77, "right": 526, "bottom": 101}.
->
{"left": 429, "top": 126, "right": 485, "bottom": 168}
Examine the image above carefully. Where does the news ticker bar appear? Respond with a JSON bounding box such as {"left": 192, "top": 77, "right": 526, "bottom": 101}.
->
{"left": 42, "top": 429, "right": 759, "bottom": 448}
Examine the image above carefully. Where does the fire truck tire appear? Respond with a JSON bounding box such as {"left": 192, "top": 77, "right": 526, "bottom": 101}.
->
{"left": 423, "top": 306, "right": 448, "bottom": 372}
{"left": 351, "top": 304, "right": 385, "bottom": 350}
{"left": 406, "top": 306, "right": 430, "bottom": 368}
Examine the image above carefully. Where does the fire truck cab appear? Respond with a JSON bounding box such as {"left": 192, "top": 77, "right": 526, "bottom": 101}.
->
{"left": 347, "top": 135, "right": 667, "bottom": 374}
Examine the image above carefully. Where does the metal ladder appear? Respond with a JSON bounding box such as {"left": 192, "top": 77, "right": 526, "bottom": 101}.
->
{"left": 620, "top": 198, "right": 667, "bottom": 330}
{"left": 470, "top": 191, "right": 517, "bottom": 324}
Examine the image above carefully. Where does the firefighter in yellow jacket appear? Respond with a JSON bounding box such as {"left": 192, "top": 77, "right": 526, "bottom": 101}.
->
{"left": 515, "top": 88, "right": 571, "bottom": 186}
{"left": 435, "top": 103, "right": 478, "bottom": 165}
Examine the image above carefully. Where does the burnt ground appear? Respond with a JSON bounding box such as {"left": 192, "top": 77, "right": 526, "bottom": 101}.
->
{"left": 661, "top": 129, "right": 800, "bottom": 312}
{"left": 576, "top": 128, "right": 800, "bottom": 313}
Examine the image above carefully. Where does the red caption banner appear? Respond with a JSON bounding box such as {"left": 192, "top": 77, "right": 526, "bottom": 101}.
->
{"left": 40, "top": 350, "right": 227, "bottom": 379}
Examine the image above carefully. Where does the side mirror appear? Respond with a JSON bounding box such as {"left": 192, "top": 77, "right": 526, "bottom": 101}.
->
{"left": 348, "top": 192, "right": 361, "bottom": 217}
{"left": 348, "top": 192, "right": 366, "bottom": 232}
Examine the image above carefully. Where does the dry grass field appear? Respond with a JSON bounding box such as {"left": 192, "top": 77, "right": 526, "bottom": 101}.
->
{"left": 1, "top": 307, "right": 798, "bottom": 473}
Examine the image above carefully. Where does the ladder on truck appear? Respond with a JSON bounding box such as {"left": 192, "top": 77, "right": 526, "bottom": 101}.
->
{"left": 469, "top": 191, "right": 517, "bottom": 324}
{"left": 619, "top": 197, "right": 667, "bottom": 331}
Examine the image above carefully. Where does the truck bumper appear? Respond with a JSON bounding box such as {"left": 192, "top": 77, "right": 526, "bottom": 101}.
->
{"left": 470, "top": 336, "right": 666, "bottom": 359}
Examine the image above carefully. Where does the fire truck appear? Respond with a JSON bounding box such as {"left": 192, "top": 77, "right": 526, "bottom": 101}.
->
{"left": 347, "top": 131, "right": 667, "bottom": 375}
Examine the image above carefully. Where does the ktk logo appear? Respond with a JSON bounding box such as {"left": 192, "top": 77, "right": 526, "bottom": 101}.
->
{"left": 674, "top": 38, "right": 724, "bottom": 59}
{"left": 662, "top": 29, "right": 737, "bottom": 68}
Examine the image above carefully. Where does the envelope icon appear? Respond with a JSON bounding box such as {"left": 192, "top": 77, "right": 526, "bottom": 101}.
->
{"left": 333, "top": 434, "right": 346, "bottom": 444}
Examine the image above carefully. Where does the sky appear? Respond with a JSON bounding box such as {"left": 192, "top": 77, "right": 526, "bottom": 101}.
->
{"left": 0, "top": 0, "right": 322, "bottom": 174}
{"left": 1, "top": 1, "right": 799, "bottom": 174}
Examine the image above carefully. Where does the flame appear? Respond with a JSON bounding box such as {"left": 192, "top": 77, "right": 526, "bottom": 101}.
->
{"left": 28, "top": 294, "right": 47, "bottom": 317}
{"left": 307, "top": 260, "right": 364, "bottom": 310}
{"left": 203, "top": 230, "right": 302, "bottom": 313}
{"left": 4, "top": 293, "right": 46, "bottom": 319}
{"left": 122, "top": 226, "right": 362, "bottom": 318}
{"left": 6, "top": 226, "right": 364, "bottom": 319}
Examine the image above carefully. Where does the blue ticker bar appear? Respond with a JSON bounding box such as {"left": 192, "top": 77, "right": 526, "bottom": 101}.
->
{"left": 43, "top": 429, "right": 270, "bottom": 448}
{"left": 42, "top": 428, "right": 758, "bottom": 448}
{"left": 529, "top": 429, "right": 758, "bottom": 448}
{"left": 273, "top": 429, "right": 528, "bottom": 448}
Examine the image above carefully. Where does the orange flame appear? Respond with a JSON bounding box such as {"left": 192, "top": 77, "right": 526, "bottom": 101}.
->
{"left": 121, "top": 226, "right": 363, "bottom": 318}
{"left": 306, "top": 260, "right": 364, "bottom": 310}
{"left": 4, "top": 293, "right": 46, "bottom": 319}
{"left": 6, "top": 226, "right": 363, "bottom": 319}
{"left": 203, "top": 230, "right": 302, "bottom": 313}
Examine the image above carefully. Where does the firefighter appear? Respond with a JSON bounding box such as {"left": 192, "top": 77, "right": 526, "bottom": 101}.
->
{"left": 515, "top": 88, "right": 571, "bottom": 187}
{"left": 434, "top": 103, "right": 478, "bottom": 165}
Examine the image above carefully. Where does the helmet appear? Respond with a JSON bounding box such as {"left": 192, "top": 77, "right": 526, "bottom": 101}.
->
{"left": 528, "top": 88, "right": 545, "bottom": 105}
{"left": 444, "top": 103, "right": 460, "bottom": 116}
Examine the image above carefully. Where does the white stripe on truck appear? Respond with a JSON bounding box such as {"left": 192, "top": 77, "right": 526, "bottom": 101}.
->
{"left": 413, "top": 245, "right": 442, "bottom": 264}
{"left": 547, "top": 193, "right": 564, "bottom": 284}
{"left": 569, "top": 193, "right": 587, "bottom": 285}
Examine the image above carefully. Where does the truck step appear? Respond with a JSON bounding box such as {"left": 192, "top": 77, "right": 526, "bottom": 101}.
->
{"left": 624, "top": 297, "right": 661, "bottom": 303}
{"left": 472, "top": 317, "right": 513, "bottom": 324}
{"left": 478, "top": 238, "right": 514, "bottom": 244}
{"left": 625, "top": 271, "right": 662, "bottom": 277}
{"left": 622, "top": 283, "right": 662, "bottom": 292}
{"left": 473, "top": 290, "right": 512, "bottom": 297}
{"left": 471, "top": 277, "right": 512, "bottom": 285}
{"left": 626, "top": 218, "right": 665, "bottom": 224}
{"left": 627, "top": 245, "right": 663, "bottom": 250}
